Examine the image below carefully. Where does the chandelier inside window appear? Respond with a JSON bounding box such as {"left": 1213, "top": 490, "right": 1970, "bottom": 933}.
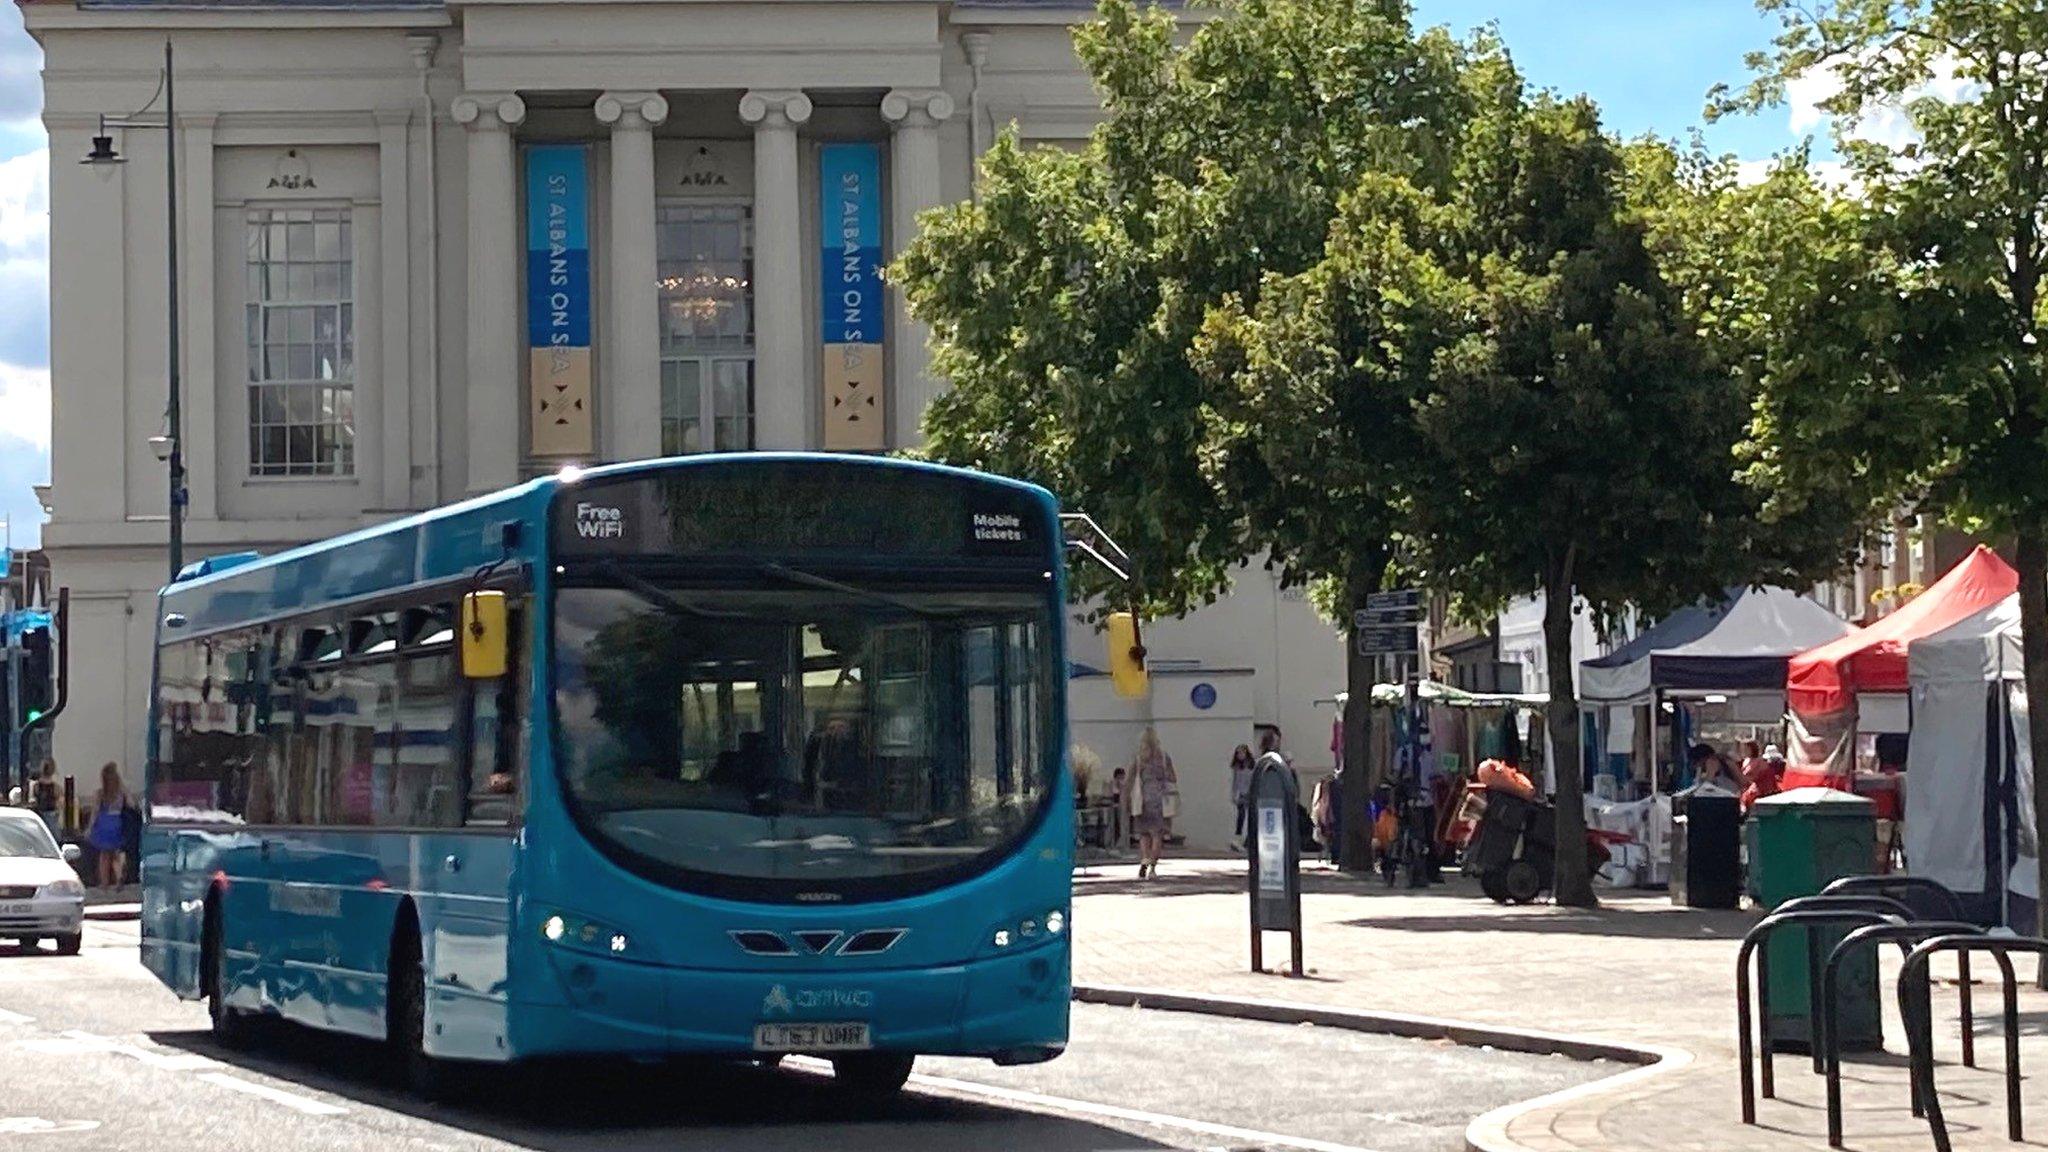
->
{"left": 660, "top": 264, "right": 749, "bottom": 322}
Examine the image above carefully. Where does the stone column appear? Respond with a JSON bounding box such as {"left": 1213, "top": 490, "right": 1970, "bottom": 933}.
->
{"left": 179, "top": 114, "right": 219, "bottom": 522}
{"left": 739, "top": 89, "right": 812, "bottom": 451}
{"left": 375, "top": 108, "right": 414, "bottom": 510}
{"left": 451, "top": 92, "right": 526, "bottom": 493}
{"left": 596, "top": 91, "right": 670, "bottom": 462}
{"left": 881, "top": 89, "right": 953, "bottom": 449}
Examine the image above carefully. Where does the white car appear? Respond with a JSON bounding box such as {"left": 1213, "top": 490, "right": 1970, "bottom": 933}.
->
{"left": 0, "top": 808, "right": 86, "bottom": 954}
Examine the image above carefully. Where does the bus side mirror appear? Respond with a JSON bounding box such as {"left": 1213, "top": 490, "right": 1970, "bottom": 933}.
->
{"left": 1106, "top": 612, "right": 1149, "bottom": 699}
{"left": 461, "top": 591, "right": 509, "bottom": 679}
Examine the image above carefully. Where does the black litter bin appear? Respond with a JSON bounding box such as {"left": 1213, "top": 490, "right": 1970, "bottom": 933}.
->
{"left": 1671, "top": 786, "right": 1741, "bottom": 909}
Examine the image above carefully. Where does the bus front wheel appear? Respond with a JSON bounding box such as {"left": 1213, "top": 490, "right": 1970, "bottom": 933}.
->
{"left": 831, "top": 1053, "right": 914, "bottom": 1097}
{"left": 388, "top": 926, "right": 453, "bottom": 1100}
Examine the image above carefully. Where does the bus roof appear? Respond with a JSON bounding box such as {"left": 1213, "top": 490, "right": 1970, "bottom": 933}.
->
{"left": 155, "top": 454, "right": 1056, "bottom": 633}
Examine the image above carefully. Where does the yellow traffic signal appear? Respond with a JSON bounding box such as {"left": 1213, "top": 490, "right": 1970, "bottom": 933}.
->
{"left": 1106, "top": 612, "right": 1149, "bottom": 699}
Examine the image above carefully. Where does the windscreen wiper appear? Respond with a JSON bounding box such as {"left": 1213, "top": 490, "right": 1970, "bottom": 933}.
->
{"left": 591, "top": 560, "right": 759, "bottom": 621}
{"left": 755, "top": 562, "right": 943, "bottom": 618}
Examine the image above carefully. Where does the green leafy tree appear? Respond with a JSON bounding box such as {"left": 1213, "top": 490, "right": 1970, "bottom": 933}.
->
{"left": 894, "top": 0, "right": 1472, "bottom": 869}
{"left": 1201, "top": 73, "right": 1771, "bottom": 905}
{"left": 1715, "top": 0, "right": 2048, "bottom": 926}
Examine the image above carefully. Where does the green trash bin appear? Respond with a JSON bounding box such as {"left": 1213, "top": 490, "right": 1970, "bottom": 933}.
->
{"left": 1747, "top": 787, "right": 1881, "bottom": 1053}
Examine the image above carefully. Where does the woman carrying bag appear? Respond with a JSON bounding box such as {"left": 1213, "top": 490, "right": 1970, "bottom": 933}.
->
{"left": 1129, "top": 727, "right": 1179, "bottom": 879}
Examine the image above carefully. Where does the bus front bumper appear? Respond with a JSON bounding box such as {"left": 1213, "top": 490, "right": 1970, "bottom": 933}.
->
{"left": 507, "top": 938, "right": 1070, "bottom": 1062}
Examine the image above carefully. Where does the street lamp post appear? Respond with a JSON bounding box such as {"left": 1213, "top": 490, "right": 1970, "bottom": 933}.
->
{"left": 85, "top": 41, "right": 184, "bottom": 582}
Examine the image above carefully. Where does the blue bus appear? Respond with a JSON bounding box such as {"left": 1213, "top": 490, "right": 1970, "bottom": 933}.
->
{"left": 140, "top": 454, "right": 1072, "bottom": 1095}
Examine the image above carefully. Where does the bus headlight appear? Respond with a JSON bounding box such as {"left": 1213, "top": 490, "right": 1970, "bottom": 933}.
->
{"left": 992, "top": 908, "right": 1067, "bottom": 950}
{"left": 541, "top": 911, "right": 632, "bottom": 957}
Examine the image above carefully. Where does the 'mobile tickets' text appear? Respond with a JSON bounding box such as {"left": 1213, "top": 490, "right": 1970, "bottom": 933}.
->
{"left": 972, "top": 512, "right": 1026, "bottom": 544}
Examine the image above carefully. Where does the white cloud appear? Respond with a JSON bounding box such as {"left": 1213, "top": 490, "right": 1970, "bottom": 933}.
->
{"left": 1786, "top": 54, "right": 1974, "bottom": 151}
{"left": 0, "top": 360, "right": 49, "bottom": 451}
{"left": 0, "top": 146, "right": 48, "bottom": 370}
{"left": 0, "top": 146, "right": 46, "bottom": 260}
{"left": 0, "top": 7, "right": 42, "bottom": 129}
{"left": 1734, "top": 156, "right": 1853, "bottom": 189}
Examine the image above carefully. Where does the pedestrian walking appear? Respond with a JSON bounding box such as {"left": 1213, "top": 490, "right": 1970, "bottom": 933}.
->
{"left": 87, "top": 763, "right": 131, "bottom": 889}
{"left": 1229, "top": 744, "right": 1255, "bottom": 848}
{"left": 1312, "top": 772, "right": 1338, "bottom": 863}
{"left": 31, "top": 761, "right": 60, "bottom": 837}
{"left": 1107, "top": 767, "right": 1128, "bottom": 854}
{"left": 1129, "top": 727, "right": 1178, "bottom": 879}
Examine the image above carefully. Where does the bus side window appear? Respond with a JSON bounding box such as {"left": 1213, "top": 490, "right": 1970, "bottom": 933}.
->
{"left": 463, "top": 601, "right": 524, "bottom": 827}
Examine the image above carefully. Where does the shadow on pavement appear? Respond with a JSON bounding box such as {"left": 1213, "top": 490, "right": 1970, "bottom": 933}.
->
{"left": 1335, "top": 905, "right": 1755, "bottom": 941}
{"left": 151, "top": 1022, "right": 1171, "bottom": 1152}
{"left": 1075, "top": 865, "right": 1393, "bottom": 899}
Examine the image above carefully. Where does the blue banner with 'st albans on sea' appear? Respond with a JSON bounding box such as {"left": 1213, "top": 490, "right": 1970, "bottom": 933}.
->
{"left": 525, "top": 144, "right": 593, "bottom": 456}
{"left": 819, "top": 143, "right": 884, "bottom": 450}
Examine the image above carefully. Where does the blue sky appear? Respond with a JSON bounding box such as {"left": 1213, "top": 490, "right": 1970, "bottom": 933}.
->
{"left": 0, "top": 1, "right": 1831, "bottom": 550}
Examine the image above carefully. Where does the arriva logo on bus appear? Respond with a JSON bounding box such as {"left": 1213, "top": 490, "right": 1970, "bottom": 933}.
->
{"left": 761, "top": 985, "right": 876, "bottom": 1016}
{"left": 574, "top": 503, "right": 624, "bottom": 539}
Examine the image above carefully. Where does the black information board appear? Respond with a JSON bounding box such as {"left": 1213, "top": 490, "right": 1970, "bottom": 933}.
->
{"left": 1246, "top": 755, "right": 1303, "bottom": 976}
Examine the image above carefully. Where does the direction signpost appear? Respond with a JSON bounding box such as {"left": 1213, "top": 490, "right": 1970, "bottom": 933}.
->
{"left": 1349, "top": 589, "right": 1434, "bottom": 886}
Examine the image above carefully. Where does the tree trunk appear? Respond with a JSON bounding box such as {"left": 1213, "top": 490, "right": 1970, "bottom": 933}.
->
{"left": 1544, "top": 570, "right": 1597, "bottom": 907}
{"left": 2015, "top": 530, "right": 2048, "bottom": 983}
{"left": 1339, "top": 570, "right": 1381, "bottom": 874}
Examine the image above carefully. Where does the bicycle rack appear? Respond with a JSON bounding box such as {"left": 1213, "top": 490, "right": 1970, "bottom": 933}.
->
{"left": 1900, "top": 935, "right": 2041, "bottom": 1152}
{"left": 1821, "top": 875, "right": 1968, "bottom": 923}
{"left": 1821, "top": 921, "right": 1985, "bottom": 1147}
{"left": 1819, "top": 877, "right": 1978, "bottom": 1064}
{"left": 1738, "top": 908, "right": 1902, "bottom": 1125}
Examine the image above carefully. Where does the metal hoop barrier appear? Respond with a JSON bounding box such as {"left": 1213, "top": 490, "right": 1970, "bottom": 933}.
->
{"left": 1773, "top": 894, "right": 1922, "bottom": 1075}
{"left": 1821, "top": 875, "right": 1968, "bottom": 923}
{"left": 1821, "top": 921, "right": 1985, "bottom": 1147}
{"left": 1821, "top": 877, "right": 1978, "bottom": 1055}
{"left": 1738, "top": 909, "right": 1903, "bottom": 1125}
{"left": 1899, "top": 935, "right": 2040, "bottom": 1152}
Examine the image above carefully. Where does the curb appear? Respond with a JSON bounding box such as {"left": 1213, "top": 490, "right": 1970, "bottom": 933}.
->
{"left": 1071, "top": 983, "right": 1693, "bottom": 1152}
{"left": 84, "top": 904, "right": 140, "bottom": 922}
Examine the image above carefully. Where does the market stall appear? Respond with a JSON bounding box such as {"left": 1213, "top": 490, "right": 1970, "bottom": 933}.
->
{"left": 1904, "top": 594, "right": 2034, "bottom": 924}
{"left": 1785, "top": 545, "right": 2018, "bottom": 785}
{"left": 1333, "top": 682, "right": 1546, "bottom": 865}
{"left": 1580, "top": 585, "right": 1856, "bottom": 797}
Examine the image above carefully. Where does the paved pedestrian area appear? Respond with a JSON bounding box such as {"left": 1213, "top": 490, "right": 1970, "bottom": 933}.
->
{"left": 1072, "top": 857, "right": 2048, "bottom": 1152}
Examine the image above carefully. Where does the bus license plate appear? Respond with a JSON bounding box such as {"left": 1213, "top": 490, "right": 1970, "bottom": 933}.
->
{"left": 753, "top": 1022, "right": 871, "bottom": 1052}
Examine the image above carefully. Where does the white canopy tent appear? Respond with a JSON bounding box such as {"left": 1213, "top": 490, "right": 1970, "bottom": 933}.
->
{"left": 1904, "top": 595, "right": 2034, "bottom": 925}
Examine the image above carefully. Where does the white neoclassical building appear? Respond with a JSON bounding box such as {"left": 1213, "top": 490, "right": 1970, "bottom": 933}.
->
{"left": 28, "top": 0, "right": 1342, "bottom": 846}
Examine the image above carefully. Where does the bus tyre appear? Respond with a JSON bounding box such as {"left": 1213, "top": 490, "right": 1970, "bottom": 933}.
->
{"left": 54, "top": 932, "right": 82, "bottom": 956}
{"left": 203, "top": 903, "right": 248, "bottom": 1046}
{"left": 831, "top": 1053, "right": 914, "bottom": 1097}
{"left": 388, "top": 928, "right": 453, "bottom": 1100}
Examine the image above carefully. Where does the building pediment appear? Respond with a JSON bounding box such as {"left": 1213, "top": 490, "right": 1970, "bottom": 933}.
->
{"left": 456, "top": 1, "right": 948, "bottom": 92}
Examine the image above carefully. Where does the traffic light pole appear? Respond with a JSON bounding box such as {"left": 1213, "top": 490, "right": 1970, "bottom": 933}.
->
{"left": 3, "top": 579, "right": 18, "bottom": 793}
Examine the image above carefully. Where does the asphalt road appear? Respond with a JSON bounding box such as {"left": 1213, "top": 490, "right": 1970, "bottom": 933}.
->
{"left": 0, "top": 920, "right": 1616, "bottom": 1152}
